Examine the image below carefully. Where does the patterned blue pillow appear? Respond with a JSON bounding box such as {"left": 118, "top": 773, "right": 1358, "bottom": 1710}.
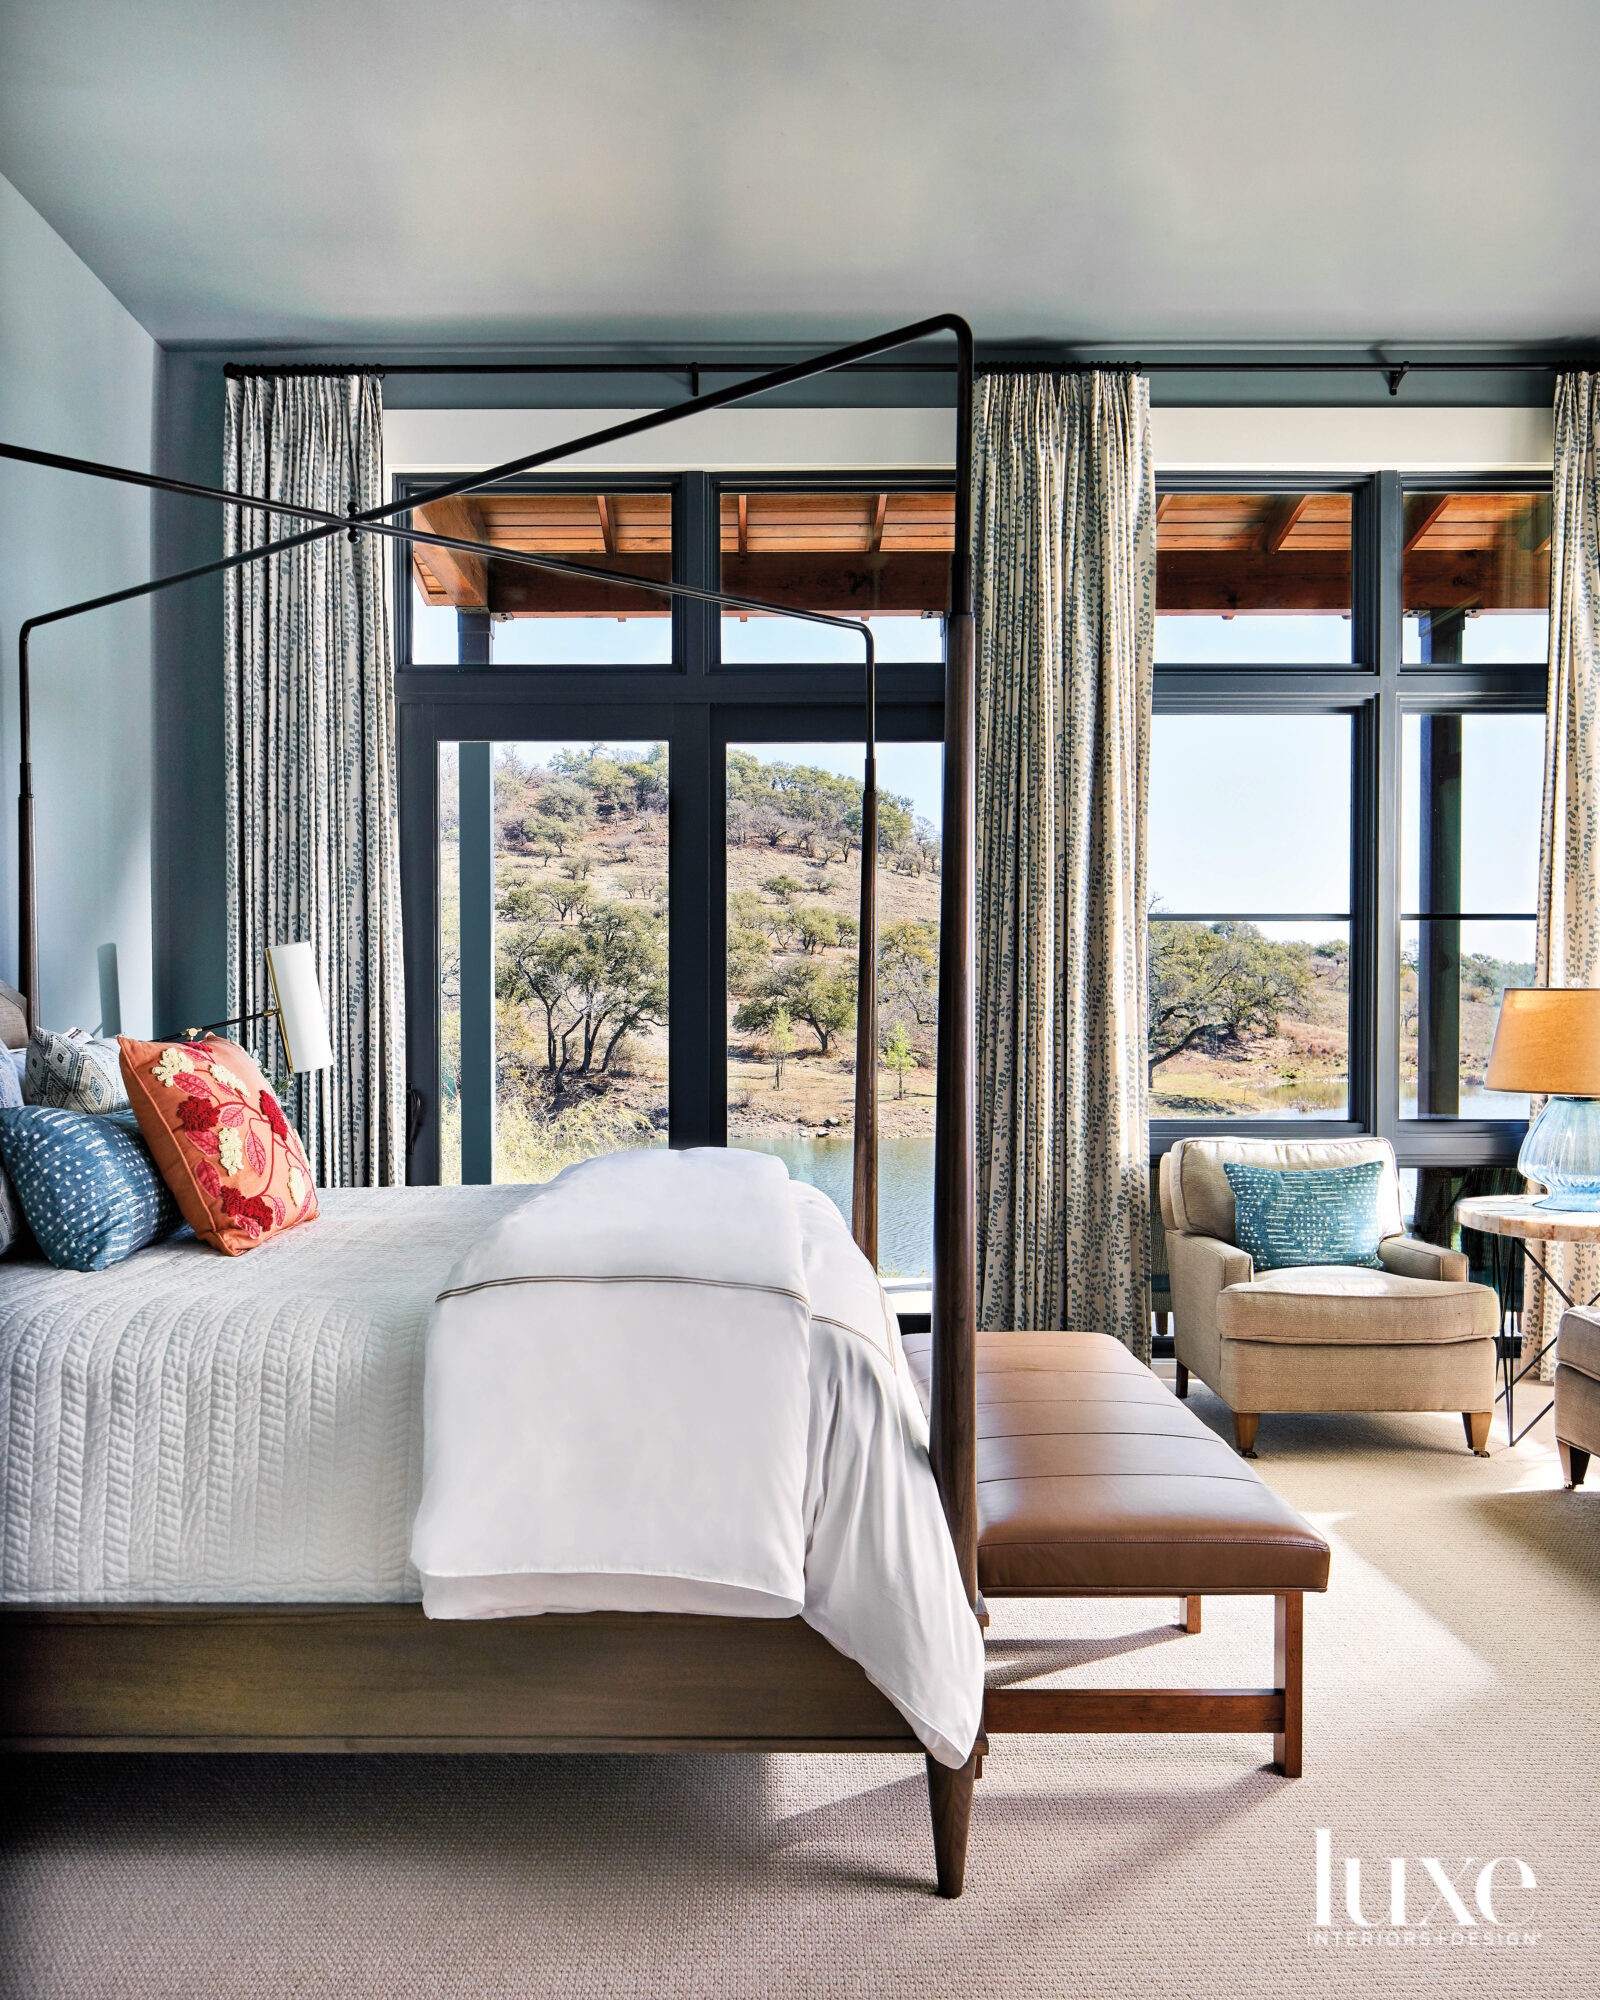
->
{"left": 1222, "top": 1160, "right": 1388, "bottom": 1272}
{"left": 0, "top": 1048, "right": 22, "bottom": 1110}
{"left": 0, "top": 1107, "right": 186, "bottom": 1271}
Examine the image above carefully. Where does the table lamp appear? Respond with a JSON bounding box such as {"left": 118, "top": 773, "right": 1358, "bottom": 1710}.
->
{"left": 183, "top": 940, "right": 334, "bottom": 1078}
{"left": 1485, "top": 987, "right": 1600, "bottom": 1210}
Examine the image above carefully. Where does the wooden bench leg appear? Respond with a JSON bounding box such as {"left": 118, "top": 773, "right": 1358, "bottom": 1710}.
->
{"left": 1560, "top": 1441, "right": 1590, "bottom": 1489}
{"left": 1232, "top": 1412, "right": 1259, "bottom": 1457}
{"left": 1463, "top": 1411, "right": 1491, "bottom": 1457}
{"left": 1178, "top": 1595, "right": 1201, "bottom": 1635}
{"left": 926, "top": 1749, "right": 977, "bottom": 1898}
{"left": 1175, "top": 1362, "right": 1189, "bottom": 1400}
{"left": 1273, "top": 1591, "right": 1303, "bottom": 1778}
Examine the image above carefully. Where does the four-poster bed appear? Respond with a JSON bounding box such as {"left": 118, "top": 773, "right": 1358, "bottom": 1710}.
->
{"left": 0, "top": 320, "right": 986, "bottom": 1893}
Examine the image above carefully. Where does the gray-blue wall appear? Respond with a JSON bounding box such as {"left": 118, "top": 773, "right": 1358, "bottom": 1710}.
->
{"left": 0, "top": 170, "right": 156, "bottom": 1034}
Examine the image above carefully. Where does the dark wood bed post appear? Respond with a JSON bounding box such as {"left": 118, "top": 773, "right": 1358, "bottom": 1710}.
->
{"left": 926, "top": 317, "right": 979, "bottom": 1898}
{"left": 850, "top": 637, "right": 878, "bottom": 1266}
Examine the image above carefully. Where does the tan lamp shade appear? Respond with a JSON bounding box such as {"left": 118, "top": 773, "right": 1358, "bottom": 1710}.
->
{"left": 1485, "top": 988, "right": 1600, "bottom": 1097}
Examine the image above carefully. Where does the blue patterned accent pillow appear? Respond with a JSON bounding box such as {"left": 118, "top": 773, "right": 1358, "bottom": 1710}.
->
{"left": 0, "top": 1048, "right": 22, "bottom": 1110}
{"left": 0, "top": 1107, "right": 186, "bottom": 1272}
{"left": 1222, "top": 1160, "right": 1388, "bottom": 1272}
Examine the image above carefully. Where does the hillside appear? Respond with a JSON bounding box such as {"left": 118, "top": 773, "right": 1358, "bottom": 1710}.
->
{"left": 438, "top": 742, "right": 941, "bottom": 1181}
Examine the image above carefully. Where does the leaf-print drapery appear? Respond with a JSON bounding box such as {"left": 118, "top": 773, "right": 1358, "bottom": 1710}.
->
{"left": 223, "top": 372, "right": 405, "bottom": 1187}
{"left": 1525, "top": 373, "right": 1600, "bottom": 1373}
{"left": 972, "top": 372, "right": 1155, "bottom": 1358}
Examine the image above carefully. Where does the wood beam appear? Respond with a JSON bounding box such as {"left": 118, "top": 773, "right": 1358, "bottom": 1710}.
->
{"left": 595, "top": 494, "right": 617, "bottom": 556}
{"left": 1155, "top": 492, "right": 1173, "bottom": 524}
{"left": 1260, "top": 495, "right": 1311, "bottom": 556}
{"left": 737, "top": 492, "right": 748, "bottom": 558}
{"left": 411, "top": 496, "right": 489, "bottom": 608}
{"left": 1403, "top": 493, "right": 1452, "bottom": 552}
{"left": 869, "top": 492, "right": 888, "bottom": 555}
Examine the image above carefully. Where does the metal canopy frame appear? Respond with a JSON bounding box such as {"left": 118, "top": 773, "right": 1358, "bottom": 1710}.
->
{"left": 0, "top": 311, "right": 980, "bottom": 1605}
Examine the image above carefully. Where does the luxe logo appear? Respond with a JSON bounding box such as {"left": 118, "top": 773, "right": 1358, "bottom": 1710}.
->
{"left": 1315, "top": 1829, "right": 1538, "bottom": 1931}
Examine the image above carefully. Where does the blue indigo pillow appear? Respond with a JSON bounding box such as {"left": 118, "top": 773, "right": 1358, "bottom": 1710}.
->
{"left": 0, "top": 1106, "right": 186, "bottom": 1272}
{"left": 0, "top": 1048, "right": 22, "bottom": 1110}
{"left": 1222, "top": 1159, "right": 1388, "bottom": 1272}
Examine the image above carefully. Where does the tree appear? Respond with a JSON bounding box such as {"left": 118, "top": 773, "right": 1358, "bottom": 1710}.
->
{"left": 498, "top": 901, "right": 667, "bottom": 1086}
{"left": 726, "top": 924, "right": 771, "bottom": 997}
{"left": 795, "top": 905, "right": 840, "bottom": 954}
{"left": 882, "top": 1021, "right": 917, "bottom": 1099}
{"left": 761, "top": 873, "right": 805, "bottom": 905}
{"left": 768, "top": 1006, "right": 794, "bottom": 1090}
{"left": 1147, "top": 918, "right": 1312, "bottom": 1081}
{"left": 734, "top": 960, "right": 857, "bottom": 1055}
{"left": 878, "top": 917, "right": 939, "bottom": 1026}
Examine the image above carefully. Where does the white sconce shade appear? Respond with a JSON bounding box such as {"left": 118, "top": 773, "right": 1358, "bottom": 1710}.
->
{"left": 265, "top": 942, "right": 334, "bottom": 1074}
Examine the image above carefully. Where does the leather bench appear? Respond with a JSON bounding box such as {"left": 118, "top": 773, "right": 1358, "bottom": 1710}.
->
{"left": 903, "top": 1327, "right": 1331, "bottom": 1774}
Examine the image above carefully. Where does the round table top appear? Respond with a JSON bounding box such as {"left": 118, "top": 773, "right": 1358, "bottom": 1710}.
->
{"left": 1454, "top": 1194, "right": 1600, "bottom": 1243}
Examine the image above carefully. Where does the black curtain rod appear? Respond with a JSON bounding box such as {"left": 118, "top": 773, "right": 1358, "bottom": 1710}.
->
{"left": 222, "top": 354, "right": 1587, "bottom": 385}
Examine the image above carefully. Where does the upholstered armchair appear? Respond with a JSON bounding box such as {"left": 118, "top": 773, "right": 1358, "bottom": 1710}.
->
{"left": 1158, "top": 1136, "right": 1499, "bottom": 1457}
{"left": 1555, "top": 1306, "right": 1600, "bottom": 1488}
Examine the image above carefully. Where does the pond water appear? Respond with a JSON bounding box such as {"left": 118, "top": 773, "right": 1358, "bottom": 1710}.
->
{"left": 732, "top": 1134, "right": 935, "bottom": 1279}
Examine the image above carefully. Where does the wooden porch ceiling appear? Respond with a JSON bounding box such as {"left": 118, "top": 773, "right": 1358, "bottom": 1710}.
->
{"left": 410, "top": 488, "right": 1550, "bottom": 619}
{"left": 1156, "top": 491, "right": 1550, "bottom": 615}
{"left": 412, "top": 491, "right": 955, "bottom": 617}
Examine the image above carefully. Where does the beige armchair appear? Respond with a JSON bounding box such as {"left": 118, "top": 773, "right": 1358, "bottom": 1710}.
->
{"left": 1555, "top": 1306, "right": 1599, "bottom": 1489}
{"left": 1159, "top": 1136, "right": 1499, "bottom": 1457}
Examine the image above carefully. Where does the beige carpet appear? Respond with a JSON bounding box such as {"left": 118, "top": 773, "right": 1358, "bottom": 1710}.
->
{"left": 3, "top": 1380, "right": 1597, "bottom": 1999}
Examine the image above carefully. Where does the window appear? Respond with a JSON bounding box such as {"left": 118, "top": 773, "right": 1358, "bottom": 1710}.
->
{"left": 1155, "top": 490, "right": 1353, "bottom": 663}
{"left": 1401, "top": 490, "right": 1551, "bottom": 665}
{"left": 402, "top": 482, "right": 674, "bottom": 666}
{"left": 1153, "top": 471, "right": 1549, "bottom": 1167}
{"left": 399, "top": 468, "right": 950, "bottom": 1281}
{"left": 717, "top": 486, "right": 951, "bottom": 663}
{"left": 1400, "top": 711, "right": 1542, "bottom": 1119}
{"left": 725, "top": 740, "right": 943, "bottom": 1278}
{"left": 1149, "top": 713, "right": 1352, "bottom": 1119}
{"left": 437, "top": 738, "right": 669, "bottom": 1186}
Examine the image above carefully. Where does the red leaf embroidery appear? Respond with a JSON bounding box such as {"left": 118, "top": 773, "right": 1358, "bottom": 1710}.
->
{"left": 194, "top": 1158, "right": 221, "bottom": 1198}
{"left": 217, "top": 1101, "right": 248, "bottom": 1128}
{"left": 245, "top": 1129, "right": 268, "bottom": 1177}
{"left": 174, "top": 1071, "right": 213, "bottom": 1097}
{"left": 188, "top": 1129, "right": 220, "bottom": 1158}
{"left": 267, "top": 1194, "right": 285, "bottom": 1228}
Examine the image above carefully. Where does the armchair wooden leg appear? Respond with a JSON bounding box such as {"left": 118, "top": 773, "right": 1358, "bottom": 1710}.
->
{"left": 1559, "top": 1441, "right": 1590, "bottom": 1489}
{"left": 1463, "top": 1411, "right": 1492, "bottom": 1457}
{"left": 1273, "top": 1591, "right": 1303, "bottom": 1778}
{"left": 1175, "top": 1362, "right": 1189, "bottom": 1400}
{"left": 926, "top": 1749, "right": 977, "bottom": 1898}
{"left": 1179, "top": 1595, "right": 1201, "bottom": 1635}
{"left": 1232, "top": 1412, "right": 1259, "bottom": 1457}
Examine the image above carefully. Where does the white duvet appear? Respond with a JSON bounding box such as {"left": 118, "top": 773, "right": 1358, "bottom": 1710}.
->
{"left": 412, "top": 1149, "right": 983, "bottom": 1767}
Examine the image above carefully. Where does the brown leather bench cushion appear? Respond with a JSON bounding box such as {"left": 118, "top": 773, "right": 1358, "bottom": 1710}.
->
{"left": 902, "top": 1328, "right": 1330, "bottom": 1597}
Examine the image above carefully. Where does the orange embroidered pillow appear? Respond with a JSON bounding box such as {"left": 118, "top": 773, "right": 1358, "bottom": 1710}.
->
{"left": 119, "top": 1036, "right": 319, "bottom": 1256}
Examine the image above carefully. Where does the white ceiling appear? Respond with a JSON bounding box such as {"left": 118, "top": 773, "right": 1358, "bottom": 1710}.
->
{"left": 1, "top": 0, "right": 1596, "bottom": 350}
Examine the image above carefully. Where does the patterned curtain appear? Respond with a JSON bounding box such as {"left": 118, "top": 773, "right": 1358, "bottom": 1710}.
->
{"left": 972, "top": 372, "right": 1155, "bottom": 1357}
{"left": 223, "top": 373, "right": 405, "bottom": 1187}
{"left": 1525, "top": 372, "right": 1600, "bottom": 1372}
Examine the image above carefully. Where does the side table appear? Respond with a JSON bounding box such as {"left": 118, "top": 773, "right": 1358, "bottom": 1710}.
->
{"left": 1455, "top": 1196, "right": 1600, "bottom": 1447}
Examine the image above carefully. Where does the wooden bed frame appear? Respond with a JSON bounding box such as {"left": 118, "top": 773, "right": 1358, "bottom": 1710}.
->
{"left": 1, "top": 319, "right": 985, "bottom": 1898}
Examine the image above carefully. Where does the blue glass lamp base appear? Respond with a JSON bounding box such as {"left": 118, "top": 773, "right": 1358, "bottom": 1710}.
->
{"left": 1519, "top": 1095, "right": 1600, "bottom": 1211}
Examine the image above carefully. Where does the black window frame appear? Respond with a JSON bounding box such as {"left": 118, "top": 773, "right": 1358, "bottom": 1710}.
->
{"left": 1151, "top": 468, "right": 1550, "bottom": 1171}
{"left": 396, "top": 467, "right": 951, "bottom": 1185}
